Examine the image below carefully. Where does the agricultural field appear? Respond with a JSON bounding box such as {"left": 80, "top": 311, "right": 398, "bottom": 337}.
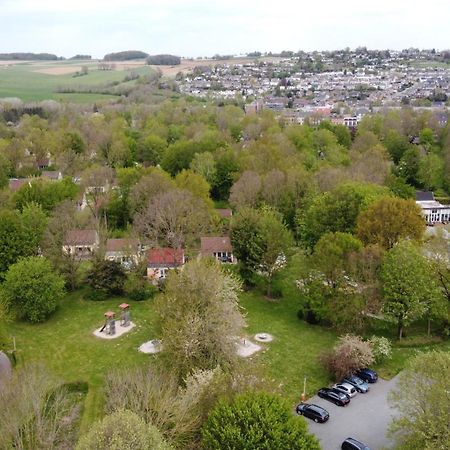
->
{"left": 0, "top": 56, "right": 282, "bottom": 102}
{"left": 0, "top": 59, "right": 154, "bottom": 103}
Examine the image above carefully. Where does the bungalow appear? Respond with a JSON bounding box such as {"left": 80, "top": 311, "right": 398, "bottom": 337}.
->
{"left": 8, "top": 178, "right": 31, "bottom": 192}
{"left": 63, "top": 229, "right": 99, "bottom": 259}
{"left": 146, "top": 248, "right": 185, "bottom": 282}
{"left": 200, "top": 236, "right": 235, "bottom": 263}
{"left": 41, "top": 170, "right": 63, "bottom": 181}
{"left": 416, "top": 191, "right": 450, "bottom": 224}
{"left": 105, "top": 238, "right": 140, "bottom": 268}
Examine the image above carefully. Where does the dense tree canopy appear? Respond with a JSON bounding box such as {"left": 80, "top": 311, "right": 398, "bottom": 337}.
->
{"left": 202, "top": 392, "right": 321, "bottom": 450}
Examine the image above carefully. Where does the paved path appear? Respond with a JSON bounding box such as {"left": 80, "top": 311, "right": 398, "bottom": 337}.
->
{"left": 304, "top": 377, "right": 399, "bottom": 450}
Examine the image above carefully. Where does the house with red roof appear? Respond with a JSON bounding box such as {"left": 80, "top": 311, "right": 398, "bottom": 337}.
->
{"left": 146, "top": 248, "right": 185, "bottom": 282}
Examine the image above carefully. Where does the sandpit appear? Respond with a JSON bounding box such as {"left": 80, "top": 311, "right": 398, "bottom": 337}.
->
{"left": 236, "top": 338, "right": 261, "bottom": 357}
{"left": 139, "top": 339, "right": 163, "bottom": 354}
{"left": 93, "top": 321, "right": 135, "bottom": 339}
{"left": 254, "top": 333, "right": 274, "bottom": 343}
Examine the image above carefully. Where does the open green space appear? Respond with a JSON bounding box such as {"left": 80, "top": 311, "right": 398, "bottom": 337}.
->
{"left": 0, "top": 61, "right": 154, "bottom": 102}
{"left": 5, "top": 274, "right": 450, "bottom": 433}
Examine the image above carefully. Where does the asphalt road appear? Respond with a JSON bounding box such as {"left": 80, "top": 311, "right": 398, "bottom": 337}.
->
{"left": 303, "top": 377, "right": 399, "bottom": 450}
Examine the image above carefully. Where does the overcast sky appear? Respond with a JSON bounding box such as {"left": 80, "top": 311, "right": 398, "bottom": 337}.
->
{"left": 1, "top": 0, "right": 449, "bottom": 58}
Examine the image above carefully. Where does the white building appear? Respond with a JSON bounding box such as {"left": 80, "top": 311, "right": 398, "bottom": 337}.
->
{"left": 416, "top": 191, "right": 450, "bottom": 224}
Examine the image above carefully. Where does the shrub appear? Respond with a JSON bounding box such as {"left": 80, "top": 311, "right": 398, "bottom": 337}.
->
{"left": 321, "top": 334, "right": 374, "bottom": 380}
{"left": 124, "top": 272, "right": 157, "bottom": 301}
{"left": 1, "top": 256, "right": 65, "bottom": 323}
{"left": 368, "top": 335, "right": 392, "bottom": 363}
{"left": 76, "top": 410, "right": 172, "bottom": 450}
{"left": 201, "top": 391, "right": 321, "bottom": 450}
{"left": 85, "top": 259, "right": 126, "bottom": 298}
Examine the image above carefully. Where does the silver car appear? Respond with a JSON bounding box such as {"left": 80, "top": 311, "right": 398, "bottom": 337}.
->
{"left": 333, "top": 382, "right": 357, "bottom": 397}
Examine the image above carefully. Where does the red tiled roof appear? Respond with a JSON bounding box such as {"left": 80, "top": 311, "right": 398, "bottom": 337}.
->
{"left": 147, "top": 248, "right": 184, "bottom": 267}
{"left": 106, "top": 238, "right": 139, "bottom": 253}
{"left": 201, "top": 236, "right": 233, "bottom": 255}
{"left": 64, "top": 230, "right": 98, "bottom": 246}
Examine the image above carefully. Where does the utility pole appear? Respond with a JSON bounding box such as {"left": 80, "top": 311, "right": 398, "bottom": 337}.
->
{"left": 301, "top": 376, "right": 307, "bottom": 402}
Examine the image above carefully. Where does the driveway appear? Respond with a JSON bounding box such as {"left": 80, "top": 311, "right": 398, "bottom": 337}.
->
{"left": 304, "top": 376, "right": 399, "bottom": 450}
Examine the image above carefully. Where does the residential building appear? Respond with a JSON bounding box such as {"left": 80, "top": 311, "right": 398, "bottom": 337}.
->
{"left": 201, "top": 236, "right": 235, "bottom": 263}
{"left": 416, "top": 191, "right": 450, "bottom": 224}
{"left": 146, "top": 248, "right": 185, "bottom": 282}
{"left": 105, "top": 238, "right": 140, "bottom": 268}
{"left": 63, "top": 229, "right": 99, "bottom": 259}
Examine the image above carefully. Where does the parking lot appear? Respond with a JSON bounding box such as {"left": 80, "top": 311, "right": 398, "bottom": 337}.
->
{"left": 304, "top": 377, "right": 399, "bottom": 450}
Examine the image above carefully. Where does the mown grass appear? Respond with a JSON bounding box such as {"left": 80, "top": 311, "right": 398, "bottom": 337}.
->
{"left": 5, "top": 290, "right": 155, "bottom": 432}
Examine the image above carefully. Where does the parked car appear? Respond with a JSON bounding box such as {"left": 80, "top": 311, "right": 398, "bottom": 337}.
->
{"left": 341, "top": 375, "right": 369, "bottom": 393}
{"left": 317, "top": 387, "right": 350, "bottom": 406}
{"left": 296, "top": 403, "right": 329, "bottom": 423}
{"left": 356, "top": 368, "right": 378, "bottom": 383}
{"left": 333, "top": 382, "right": 357, "bottom": 397}
{"left": 341, "top": 437, "right": 372, "bottom": 450}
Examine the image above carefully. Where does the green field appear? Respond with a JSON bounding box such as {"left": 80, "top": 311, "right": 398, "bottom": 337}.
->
{"left": 0, "top": 60, "right": 154, "bottom": 103}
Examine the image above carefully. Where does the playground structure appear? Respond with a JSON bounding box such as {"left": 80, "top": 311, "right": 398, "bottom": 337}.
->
{"left": 119, "top": 303, "right": 131, "bottom": 326}
{"left": 101, "top": 311, "right": 116, "bottom": 335}
{"left": 93, "top": 304, "right": 135, "bottom": 339}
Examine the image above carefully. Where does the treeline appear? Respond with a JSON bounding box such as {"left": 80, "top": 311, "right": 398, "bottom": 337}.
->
{"left": 146, "top": 54, "right": 181, "bottom": 65}
{"left": 103, "top": 50, "right": 148, "bottom": 61}
{"left": 69, "top": 54, "right": 92, "bottom": 60}
{"left": 0, "top": 52, "right": 62, "bottom": 60}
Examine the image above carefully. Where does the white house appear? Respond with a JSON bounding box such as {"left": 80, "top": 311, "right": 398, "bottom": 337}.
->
{"left": 416, "top": 191, "right": 450, "bottom": 224}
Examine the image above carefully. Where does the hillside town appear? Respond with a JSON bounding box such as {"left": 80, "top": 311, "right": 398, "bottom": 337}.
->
{"left": 178, "top": 49, "right": 450, "bottom": 127}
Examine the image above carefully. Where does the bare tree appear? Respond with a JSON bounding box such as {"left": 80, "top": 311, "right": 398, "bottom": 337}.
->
{"left": 0, "top": 362, "right": 79, "bottom": 450}
{"left": 133, "top": 189, "right": 212, "bottom": 249}
{"left": 229, "top": 171, "right": 261, "bottom": 209}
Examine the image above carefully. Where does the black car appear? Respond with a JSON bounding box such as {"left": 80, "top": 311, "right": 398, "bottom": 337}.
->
{"left": 296, "top": 403, "right": 329, "bottom": 423}
{"left": 341, "top": 375, "right": 370, "bottom": 393}
{"left": 341, "top": 437, "right": 372, "bottom": 450}
{"left": 356, "top": 368, "right": 378, "bottom": 383}
{"left": 317, "top": 387, "right": 350, "bottom": 406}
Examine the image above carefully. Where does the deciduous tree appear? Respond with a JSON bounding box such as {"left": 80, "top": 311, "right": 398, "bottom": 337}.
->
{"left": 380, "top": 240, "right": 440, "bottom": 339}
{"left": 1, "top": 256, "right": 65, "bottom": 323}
{"left": 202, "top": 392, "right": 320, "bottom": 450}
{"left": 154, "top": 259, "right": 245, "bottom": 380}
{"left": 76, "top": 410, "right": 172, "bottom": 450}
{"left": 388, "top": 351, "right": 450, "bottom": 450}
{"left": 357, "top": 197, "right": 425, "bottom": 249}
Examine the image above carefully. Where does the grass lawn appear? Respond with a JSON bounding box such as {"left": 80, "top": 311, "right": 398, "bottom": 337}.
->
{"left": 5, "top": 261, "right": 450, "bottom": 436}
{"left": 5, "top": 290, "right": 156, "bottom": 432}
{"left": 240, "top": 291, "right": 337, "bottom": 401}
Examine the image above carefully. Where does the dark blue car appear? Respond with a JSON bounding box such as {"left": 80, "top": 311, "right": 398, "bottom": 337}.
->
{"left": 356, "top": 368, "right": 378, "bottom": 383}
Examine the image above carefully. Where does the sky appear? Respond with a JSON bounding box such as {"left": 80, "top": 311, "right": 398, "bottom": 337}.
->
{"left": 1, "top": 0, "right": 449, "bottom": 58}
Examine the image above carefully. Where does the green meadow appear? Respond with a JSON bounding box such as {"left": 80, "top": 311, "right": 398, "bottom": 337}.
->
{"left": 0, "top": 60, "right": 154, "bottom": 103}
